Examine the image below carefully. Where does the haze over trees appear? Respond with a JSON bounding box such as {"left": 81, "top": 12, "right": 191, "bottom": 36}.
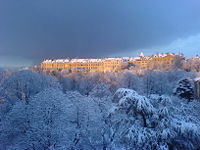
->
{"left": 0, "top": 58, "right": 200, "bottom": 149}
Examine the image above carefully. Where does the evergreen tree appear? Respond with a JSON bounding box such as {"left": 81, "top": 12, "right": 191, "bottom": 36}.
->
{"left": 173, "top": 78, "right": 194, "bottom": 101}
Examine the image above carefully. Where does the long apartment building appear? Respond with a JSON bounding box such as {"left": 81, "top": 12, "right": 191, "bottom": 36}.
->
{"left": 41, "top": 53, "right": 183, "bottom": 72}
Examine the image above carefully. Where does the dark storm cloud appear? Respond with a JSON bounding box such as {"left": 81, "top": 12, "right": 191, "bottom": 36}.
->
{"left": 1, "top": 0, "right": 200, "bottom": 65}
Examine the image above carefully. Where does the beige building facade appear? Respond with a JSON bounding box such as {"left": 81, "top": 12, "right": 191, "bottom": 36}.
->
{"left": 41, "top": 53, "right": 182, "bottom": 72}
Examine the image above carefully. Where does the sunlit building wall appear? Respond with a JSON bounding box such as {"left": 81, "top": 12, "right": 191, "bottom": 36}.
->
{"left": 41, "top": 53, "right": 182, "bottom": 72}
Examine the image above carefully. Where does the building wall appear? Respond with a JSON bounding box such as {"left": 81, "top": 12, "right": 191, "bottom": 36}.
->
{"left": 40, "top": 54, "right": 178, "bottom": 72}
{"left": 41, "top": 59, "right": 124, "bottom": 72}
{"left": 129, "top": 55, "right": 175, "bottom": 68}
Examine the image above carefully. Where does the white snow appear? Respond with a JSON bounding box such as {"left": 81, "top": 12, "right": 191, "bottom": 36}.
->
{"left": 41, "top": 53, "right": 183, "bottom": 65}
{"left": 194, "top": 77, "right": 200, "bottom": 81}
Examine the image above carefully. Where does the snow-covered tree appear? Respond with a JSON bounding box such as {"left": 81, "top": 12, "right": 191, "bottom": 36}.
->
{"left": 1, "top": 68, "right": 200, "bottom": 149}
{"left": 64, "top": 90, "right": 109, "bottom": 149}
{"left": 0, "top": 88, "right": 69, "bottom": 149}
{"left": 173, "top": 78, "right": 194, "bottom": 101}
{"left": 112, "top": 88, "right": 155, "bottom": 127}
{"left": 182, "top": 57, "right": 200, "bottom": 72}
{"left": 89, "top": 83, "right": 112, "bottom": 98}
{"left": 0, "top": 70, "right": 60, "bottom": 104}
{"left": 25, "top": 88, "right": 70, "bottom": 149}
{"left": 109, "top": 88, "right": 200, "bottom": 149}
{"left": 0, "top": 100, "right": 30, "bottom": 149}
{"left": 108, "top": 89, "right": 155, "bottom": 148}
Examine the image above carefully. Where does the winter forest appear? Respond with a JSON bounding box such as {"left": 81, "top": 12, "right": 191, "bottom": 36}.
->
{"left": 1, "top": 59, "right": 200, "bottom": 150}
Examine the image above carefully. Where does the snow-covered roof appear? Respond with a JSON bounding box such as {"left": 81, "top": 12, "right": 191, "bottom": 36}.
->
{"left": 129, "top": 57, "right": 140, "bottom": 61}
{"left": 41, "top": 53, "right": 182, "bottom": 64}
{"left": 42, "top": 57, "right": 127, "bottom": 64}
{"left": 151, "top": 53, "right": 182, "bottom": 58}
{"left": 188, "top": 56, "right": 200, "bottom": 60}
{"left": 194, "top": 77, "right": 200, "bottom": 81}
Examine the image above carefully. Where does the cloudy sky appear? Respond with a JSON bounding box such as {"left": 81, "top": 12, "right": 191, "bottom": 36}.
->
{"left": 1, "top": 0, "right": 200, "bottom": 67}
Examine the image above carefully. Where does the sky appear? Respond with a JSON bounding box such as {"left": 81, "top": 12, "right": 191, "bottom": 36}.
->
{"left": 1, "top": 0, "right": 200, "bottom": 67}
